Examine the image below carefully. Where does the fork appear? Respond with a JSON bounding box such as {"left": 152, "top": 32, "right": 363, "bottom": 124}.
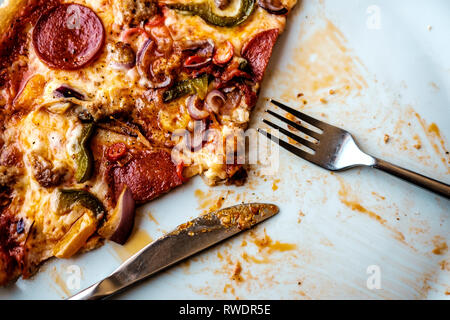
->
{"left": 258, "top": 100, "right": 450, "bottom": 199}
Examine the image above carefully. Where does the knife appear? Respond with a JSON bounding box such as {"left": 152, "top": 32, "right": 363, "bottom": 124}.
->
{"left": 69, "top": 203, "right": 279, "bottom": 300}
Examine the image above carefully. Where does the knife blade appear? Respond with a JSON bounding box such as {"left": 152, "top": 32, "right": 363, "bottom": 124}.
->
{"left": 69, "top": 203, "right": 279, "bottom": 300}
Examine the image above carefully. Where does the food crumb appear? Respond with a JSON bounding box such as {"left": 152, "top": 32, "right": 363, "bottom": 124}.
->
{"left": 427, "top": 25, "right": 432, "bottom": 31}
{"left": 320, "top": 98, "right": 327, "bottom": 104}
{"left": 383, "top": 134, "right": 390, "bottom": 143}
{"left": 303, "top": 100, "right": 307, "bottom": 105}
{"left": 272, "top": 179, "right": 280, "bottom": 191}
{"left": 329, "top": 89, "right": 335, "bottom": 95}
{"left": 439, "top": 260, "right": 450, "bottom": 271}
{"left": 297, "top": 93, "right": 304, "bottom": 98}
{"left": 298, "top": 210, "right": 305, "bottom": 223}
{"left": 231, "top": 261, "right": 243, "bottom": 282}
{"left": 413, "top": 135, "right": 422, "bottom": 149}
{"left": 432, "top": 238, "right": 448, "bottom": 255}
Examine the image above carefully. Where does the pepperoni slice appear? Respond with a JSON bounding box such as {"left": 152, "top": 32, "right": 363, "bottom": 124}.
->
{"left": 32, "top": 4, "right": 105, "bottom": 70}
{"left": 106, "top": 143, "right": 127, "bottom": 161}
{"left": 241, "top": 29, "right": 279, "bottom": 82}
{"left": 111, "top": 149, "right": 183, "bottom": 203}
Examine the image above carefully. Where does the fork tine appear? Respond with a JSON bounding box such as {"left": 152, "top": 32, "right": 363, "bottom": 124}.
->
{"left": 257, "top": 128, "right": 315, "bottom": 162}
{"left": 270, "top": 99, "right": 326, "bottom": 130}
{"left": 262, "top": 119, "right": 317, "bottom": 151}
{"left": 266, "top": 110, "right": 321, "bottom": 140}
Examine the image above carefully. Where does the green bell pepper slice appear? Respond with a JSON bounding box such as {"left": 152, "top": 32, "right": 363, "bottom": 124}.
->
{"left": 75, "top": 122, "right": 95, "bottom": 183}
{"left": 163, "top": 74, "right": 209, "bottom": 102}
{"left": 56, "top": 189, "right": 106, "bottom": 219}
{"left": 168, "top": 0, "right": 255, "bottom": 28}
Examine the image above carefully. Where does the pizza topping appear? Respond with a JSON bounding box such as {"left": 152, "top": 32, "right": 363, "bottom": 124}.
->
{"left": 220, "top": 66, "right": 252, "bottom": 83}
{"left": 213, "top": 41, "right": 234, "bottom": 65}
{"left": 56, "top": 189, "right": 106, "bottom": 220}
{"left": 215, "top": 0, "right": 232, "bottom": 10}
{"left": 182, "top": 40, "right": 215, "bottom": 69}
{"left": 215, "top": 57, "right": 251, "bottom": 88}
{"left": 108, "top": 42, "right": 136, "bottom": 70}
{"left": 32, "top": 4, "right": 105, "bottom": 70}
{"left": 121, "top": 27, "right": 149, "bottom": 45}
{"left": 13, "top": 74, "right": 47, "bottom": 111}
{"left": 0, "top": 144, "right": 23, "bottom": 168}
{"left": 0, "top": 167, "right": 22, "bottom": 189}
{"left": 223, "top": 89, "right": 243, "bottom": 114}
{"left": 237, "top": 82, "right": 257, "bottom": 108}
{"left": 0, "top": 211, "right": 24, "bottom": 285}
{"left": 75, "top": 123, "right": 95, "bottom": 183}
{"left": 145, "top": 13, "right": 165, "bottom": 27}
{"left": 163, "top": 74, "right": 209, "bottom": 102}
{"left": 187, "top": 95, "right": 210, "bottom": 120}
{"left": 176, "top": 161, "right": 187, "bottom": 182}
{"left": 257, "top": 0, "right": 288, "bottom": 15}
{"left": 75, "top": 107, "right": 95, "bottom": 123}
{"left": 147, "top": 25, "right": 174, "bottom": 55}
{"left": 182, "top": 40, "right": 215, "bottom": 58}
{"left": 137, "top": 39, "right": 174, "bottom": 88}
{"left": 16, "top": 219, "right": 25, "bottom": 235}
{"left": 111, "top": 149, "right": 183, "bottom": 203}
{"left": 54, "top": 85, "right": 85, "bottom": 100}
{"left": 168, "top": 0, "right": 255, "bottom": 27}
{"left": 119, "top": 0, "right": 157, "bottom": 27}
{"left": 98, "top": 187, "right": 136, "bottom": 245}
{"left": 242, "top": 28, "right": 279, "bottom": 81}
{"left": 31, "top": 154, "right": 66, "bottom": 188}
{"left": 106, "top": 143, "right": 128, "bottom": 162}
{"left": 53, "top": 209, "right": 97, "bottom": 259}
{"left": 184, "top": 55, "right": 211, "bottom": 69}
{"left": 205, "top": 89, "right": 226, "bottom": 114}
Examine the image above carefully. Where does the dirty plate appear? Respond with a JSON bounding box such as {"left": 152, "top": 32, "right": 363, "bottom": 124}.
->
{"left": 1, "top": 0, "right": 449, "bottom": 299}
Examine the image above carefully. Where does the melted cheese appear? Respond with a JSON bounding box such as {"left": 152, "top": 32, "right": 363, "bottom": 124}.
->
{"left": 0, "top": 0, "right": 294, "bottom": 281}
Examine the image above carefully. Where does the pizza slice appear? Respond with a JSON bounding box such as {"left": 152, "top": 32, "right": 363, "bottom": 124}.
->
{"left": 0, "top": 0, "right": 297, "bottom": 286}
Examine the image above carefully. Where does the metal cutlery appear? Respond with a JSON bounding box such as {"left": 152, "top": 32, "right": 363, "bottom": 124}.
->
{"left": 258, "top": 99, "right": 450, "bottom": 199}
{"left": 69, "top": 203, "right": 279, "bottom": 300}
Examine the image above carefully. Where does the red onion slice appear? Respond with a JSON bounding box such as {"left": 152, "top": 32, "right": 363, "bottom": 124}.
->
{"left": 205, "top": 89, "right": 226, "bottom": 114}
{"left": 137, "top": 39, "right": 154, "bottom": 74}
{"left": 257, "top": 0, "right": 288, "bottom": 15}
{"left": 187, "top": 95, "right": 209, "bottom": 120}
{"left": 137, "top": 38, "right": 173, "bottom": 89}
{"left": 111, "top": 60, "right": 136, "bottom": 71}
{"left": 223, "top": 90, "right": 243, "bottom": 114}
{"left": 184, "top": 56, "right": 212, "bottom": 69}
{"left": 98, "top": 187, "right": 136, "bottom": 245}
{"left": 182, "top": 39, "right": 215, "bottom": 58}
{"left": 53, "top": 85, "right": 85, "bottom": 100}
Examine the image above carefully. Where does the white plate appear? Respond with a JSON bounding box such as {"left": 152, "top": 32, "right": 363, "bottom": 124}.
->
{"left": 1, "top": 0, "right": 449, "bottom": 300}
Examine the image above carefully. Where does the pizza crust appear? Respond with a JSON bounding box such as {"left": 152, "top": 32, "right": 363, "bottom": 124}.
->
{"left": 0, "top": 0, "right": 30, "bottom": 40}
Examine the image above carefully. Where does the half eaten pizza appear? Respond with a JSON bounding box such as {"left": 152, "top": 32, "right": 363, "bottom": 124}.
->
{"left": 0, "top": 0, "right": 297, "bottom": 285}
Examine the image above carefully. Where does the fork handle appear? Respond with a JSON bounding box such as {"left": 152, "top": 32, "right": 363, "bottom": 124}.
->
{"left": 373, "top": 158, "right": 450, "bottom": 199}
